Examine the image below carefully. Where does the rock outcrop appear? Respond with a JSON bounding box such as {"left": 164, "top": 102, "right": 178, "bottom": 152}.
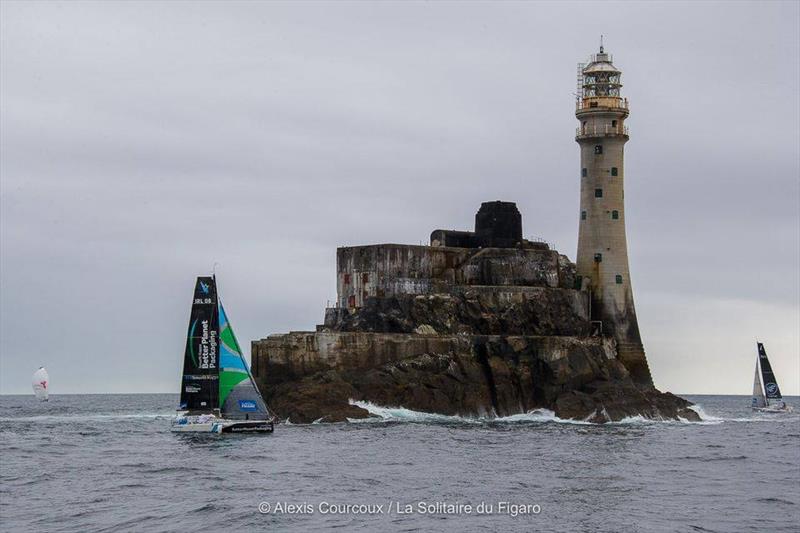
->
{"left": 253, "top": 329, "right": 698, "bottom": 424}
{"left": 251, "top": 202, "right": 698, "bottom": 424}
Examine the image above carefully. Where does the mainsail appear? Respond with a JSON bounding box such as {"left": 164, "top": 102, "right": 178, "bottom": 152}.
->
{"left": 179, "top": 277, "right": 220, "bottom": 413}
{"left": 179, "top": 276, "right": 272, "bottom": 420}
{"left": 32, "top": 367, "right": 49, "bottom": 401}
{"left": 757, "top": 342, "right": 783, "bottom": 404}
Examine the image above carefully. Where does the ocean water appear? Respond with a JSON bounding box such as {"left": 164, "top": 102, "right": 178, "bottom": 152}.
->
{"left": 0, "top": 394, "right": 798, "bottom": 532}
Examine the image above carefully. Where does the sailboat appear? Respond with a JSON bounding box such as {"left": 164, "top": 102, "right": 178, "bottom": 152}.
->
{"left": 171, "top": 276, "right": 275, "bottom": 433}
{"left": 32, "top": 367, "right": 49, "bottom": 401}
{"left": 751, "top": 342, "right": 791, "bottom": 412}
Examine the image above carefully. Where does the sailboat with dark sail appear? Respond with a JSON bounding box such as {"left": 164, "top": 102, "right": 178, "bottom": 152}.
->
{"left": 751, "top": 342, "right": 791, "bottom": 412}
{"left": 172, "top": 276, "right": 275, "bottom": 433}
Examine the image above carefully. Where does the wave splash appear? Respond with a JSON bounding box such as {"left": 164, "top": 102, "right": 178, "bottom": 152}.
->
{"left": 349, "top": 400, "right": 634, "bottom": 425}
{"left": 347, "top": 400, "right": 788, "bottom": 426}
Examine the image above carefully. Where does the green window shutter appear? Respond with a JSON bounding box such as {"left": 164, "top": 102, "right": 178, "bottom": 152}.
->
{"left": 581, "top": 211, "right": 587, "bottom": 220}
{"left": 611, "top": 167, "right": 618, "bottom": 176}
{"left": 612, "top": 210, "right": 619, "bottom": 219}
{"left": 595, "top": 188, "right": 603, "bottom": 198}
{"left": 615, "top": 274, "right": 623, "bottom": 284}
{"left": 581, "top": 168, "right": 587, "bottom": 177}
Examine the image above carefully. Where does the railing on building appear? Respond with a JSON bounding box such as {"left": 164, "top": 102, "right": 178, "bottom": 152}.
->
{"left": 575, "top": 124, "right": 629, "bottom": 139}
{"left": 586, "top": 53, "right": 613, "bottom": 64}
{"left": 575, "top": 97, "right": 629, "bottom": 111}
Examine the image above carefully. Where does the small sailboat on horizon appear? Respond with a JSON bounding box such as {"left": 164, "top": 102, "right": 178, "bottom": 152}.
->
{"left": 32, "top": 367, "right": 49, "bottom": 402}
{"left": 171, "top": 275, "right": 275, "bottom": 433}
{"left": 751, "top": 342, "right": 791, "bottom": 412}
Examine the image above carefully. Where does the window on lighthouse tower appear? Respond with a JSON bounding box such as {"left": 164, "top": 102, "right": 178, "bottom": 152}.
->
{"left": 594, "top": 145, "right": 603, "bottom": 154}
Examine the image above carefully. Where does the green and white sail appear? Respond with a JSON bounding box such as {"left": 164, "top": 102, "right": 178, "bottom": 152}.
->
{"left": 218, "top": 299, "right": 272, "bottom": 420}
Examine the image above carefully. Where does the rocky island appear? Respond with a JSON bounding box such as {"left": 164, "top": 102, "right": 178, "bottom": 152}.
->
{"left": 251, "top": 48, "right": 700, "bottom": 424}
{"left": 251, "top": 201, "right": 699, "bottom": 423}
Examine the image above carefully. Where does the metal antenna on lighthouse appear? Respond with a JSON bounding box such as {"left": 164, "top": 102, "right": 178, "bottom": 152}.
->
{"left": 600, "top": 35, "right": 604, "bottom": 53}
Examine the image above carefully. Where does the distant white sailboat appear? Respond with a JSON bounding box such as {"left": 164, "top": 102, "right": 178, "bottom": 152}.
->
{"left": 32, "top": 367, "right": 49, "bottom": 402}
{"left": 751, "top": 343, "right": 791, "bottom": 412}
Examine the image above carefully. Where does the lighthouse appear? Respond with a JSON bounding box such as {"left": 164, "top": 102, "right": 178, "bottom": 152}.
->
{"left": 575, "top": 43, "right": 653, "bottom": 386}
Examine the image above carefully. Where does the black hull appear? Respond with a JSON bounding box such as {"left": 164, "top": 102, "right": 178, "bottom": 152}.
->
{"left": 220, "top": 421, "right": 274, "bottom": 433}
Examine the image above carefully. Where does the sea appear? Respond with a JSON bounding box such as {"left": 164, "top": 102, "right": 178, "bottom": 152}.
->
{"left": 0, "top": 394, "right": 798, "bottom": 533}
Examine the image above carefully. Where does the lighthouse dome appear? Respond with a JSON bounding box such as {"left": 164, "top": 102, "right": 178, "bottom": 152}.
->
{"left": 583, "top": 60, "right": 620, "bottom": 75}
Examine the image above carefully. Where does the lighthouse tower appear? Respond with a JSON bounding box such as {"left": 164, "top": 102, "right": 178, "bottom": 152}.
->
{"left": 575, "top": 43, "right": 653, "bottom": 386}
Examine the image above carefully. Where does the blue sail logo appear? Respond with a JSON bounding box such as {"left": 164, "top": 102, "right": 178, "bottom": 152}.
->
{"left": 765, "top": 383, "right": 778, "bottom": 395}
{"left": 199, "top": 281, "right": 210, "bottom": 295}
{"left": 239, "top": 400, "right": 258, "bottom": 411}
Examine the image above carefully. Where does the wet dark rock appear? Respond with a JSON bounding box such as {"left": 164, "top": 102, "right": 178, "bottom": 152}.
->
{"left": 329, "top": 288, "right": 591, "bottom": 337}
{"left": 258, "top": 335, "right": 700, "bottom": 424}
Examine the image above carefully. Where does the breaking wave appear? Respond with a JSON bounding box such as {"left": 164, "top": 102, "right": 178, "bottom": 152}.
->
{"left": 346, "top": 400, "right": 794, "bottom": 426}
{"left": 349, "top": 400, "right": 647, "bottom": 425}
{"left": 347, "top": 401, "right": 483, "bottom": 424}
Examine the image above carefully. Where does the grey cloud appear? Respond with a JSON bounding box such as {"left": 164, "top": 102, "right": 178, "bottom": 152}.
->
{"left": 1, "top": 1, "right": 798, "bottom": 394}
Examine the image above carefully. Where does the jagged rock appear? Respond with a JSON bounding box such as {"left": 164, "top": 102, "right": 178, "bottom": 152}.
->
{"left": 328, "top": 288, "right": 591, "bottom": 337}
{"left": 267, "top": 371, "right": 371, "bottom": 423}
{"left": 257, "top": 335, "right": 700, "bottom": 424}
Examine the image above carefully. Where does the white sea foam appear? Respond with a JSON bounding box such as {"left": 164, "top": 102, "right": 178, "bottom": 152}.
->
{"left": 347, "top": 400, "right": 482, "bottom": 424}
{"left": 686, "top": 403, "right": 800, "bottom": 424}
{"left": 494, "top": 409, "right": 593, "bottom": 425}
{"left": 350, "top": 400, "right": 601, "bottom": 425}
{"left": 689, "top": 403, "right": 724, "bottom": 423}
{"left": 0, "top": 413, "right": 174, "bottom": 423}
{"left": 345, "top": 399, "right": 771, "bottom": 426}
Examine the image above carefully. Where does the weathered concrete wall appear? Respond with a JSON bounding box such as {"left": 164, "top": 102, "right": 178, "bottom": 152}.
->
{"left": 335, "top": 244, "right": 578, "bottom": 308}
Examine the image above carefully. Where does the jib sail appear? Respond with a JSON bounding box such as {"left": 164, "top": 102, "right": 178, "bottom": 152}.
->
{"left": 218, "top": 300, "right": 272, "bottom": 420}
{"left": 179, "top": 277, "right": 220, "bottom": 413}
{"left": 751, "top": 360, "right": 766, "bottom": 408}
{"left": 757, "top": 342, "right": 783, "bottom": 404}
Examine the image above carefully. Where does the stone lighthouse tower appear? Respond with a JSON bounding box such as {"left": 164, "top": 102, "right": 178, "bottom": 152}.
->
{"left": 575, "top": 43, "right": 653, "bottom": 386}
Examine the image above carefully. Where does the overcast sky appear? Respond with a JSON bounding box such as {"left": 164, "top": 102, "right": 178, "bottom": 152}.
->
{"left": 1, "top": 1, "right": 798, "bottom": 396}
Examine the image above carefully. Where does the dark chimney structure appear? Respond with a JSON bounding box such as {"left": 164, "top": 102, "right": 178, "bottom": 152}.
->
{"left": 430, "top": 201, "right": 544, "bottom": 249}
